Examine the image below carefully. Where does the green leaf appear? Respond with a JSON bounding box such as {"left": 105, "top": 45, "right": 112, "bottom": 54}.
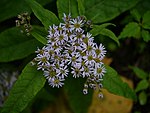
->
{"left": 0, "top": 0, "right": 52, "bottom": 22}
{"left": 135, "top": 79, "right": 149, "bottom": 92}
{"left": 131, "top": 66, "right": 148, "bottom": 79}
{"left": 77, "top": 0, "right": 85, "bottom": 15}
{"left": 84, "top": 0, "right": 140, "bottom": 23}
{"left": 90, "top": 23, "right": 115, "bottom": 36}
{"left": 130, "top": 9, "right": 141, "bottom": 22}
{"left": 1, "top": 64, "right": 46, "bottom": 113}
{"left": 25, "top": 0, "right": 59, "bottom": 29}
{"left": 102, "top": 65, "right": 137, "bottom": 100}
{"left": 142, "top": 11, "right": 150, "bottom": 29}
{"left": 31, "top": 26, "right": 47, "bottom": 45}
{"left": 64, "top": 76, "right": 93, "bottom": 113}
{"left": 90, "top": 24, "right": 119, "bottom": 46}
{"left": 141, "top": 29, "right": 150, "bottom": 42}
{"left": 138, "top": 91, "right": 147, "bottom": 105}
{"left": 99, "top": 28, "right": 119, "bottom": 46}
{"left": 119, "top": 22, "right": 140, "bottom": 39}
{"left": 31, "top": 31, "right": 47, "bottom": 45}
{"left": 135, "top": 0, "right": 150, "bottom": 16}
{"left": 57, "top": 0, "right": 79, "bottom": 19}
{"left": 0, "top": 27, "right": 42, "bottom": 62}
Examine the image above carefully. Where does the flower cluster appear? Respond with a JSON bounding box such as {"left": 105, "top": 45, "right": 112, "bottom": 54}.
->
{"left": 33, "top": 14, "right": 106, "bottom": 98}
{"left": 15, "top": 12, "right": 32, "bottom": 36}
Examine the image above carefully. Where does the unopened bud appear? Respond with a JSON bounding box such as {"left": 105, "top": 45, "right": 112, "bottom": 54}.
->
{"left": 83, "top": 88, "right": 88, "bottom": 94}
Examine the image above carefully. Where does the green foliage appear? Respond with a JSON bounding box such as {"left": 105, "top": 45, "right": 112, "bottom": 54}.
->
{"left": 119, "top": 22, "right": 140, "bottom": 39}
{"left": 103, "top": 65, "right": 136, "bottom": 100}
{"left": 141, "top": 29, "right": 150, "bottom": 42}
{"left": 135, "top": 0, "right": 150, "bottom": 15}
{"left": 0, "top": 0, "right": 52, "bottom": 22}
{"left": 31, "top": 26, "right": 47, "bottom": 45}
{"left": 142, "top": 11, "right": 150, "bottom": 29}
{"left": 138, "top": 91, "right": 147, "bottom": 105}
{"left": 131, "top": 66, "right": 150, "bottom": 106}
{"left": 135, "top": 79, "right": 149, "bottom": 92}
{"left": 0, "top": 27, "right": 42, "bottom": 62}
{"left": 77, "top": 0, "right": 85, "bottom": 15}
{"left": 31, "top": 31, "right": 47, "bottom": 45}
{"left": 131, "top": 66, "right": 148, "bottom": 79}
{"left": 25, "top": 0, "right": 59, "bottom": 29}
{"left": 1, "top": 0, "right": 150, "bottom": 113}
{"left": 1, "top": 64, "right": 46, "bottom": 113}
{"left": 64, "top": 76, "right": 92, "bottom": 113}
{"left": 57, "top": 0, "right": 79, "bottom": 19}
{"left": 90, "top": 24, "right": 120, "bottom": 45}
{"left": 84, "top": 0, "right": 139, "bottom": 23}
{"left": 119, "top": 10, "right": 150, "bottom": 42}
{"left": 130, "top": 9, "right": 141, "bottom": 22}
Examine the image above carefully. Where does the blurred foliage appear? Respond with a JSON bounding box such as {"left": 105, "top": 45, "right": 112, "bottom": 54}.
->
{"left": 0, "top": 0, "right": 150, "bottom": 113}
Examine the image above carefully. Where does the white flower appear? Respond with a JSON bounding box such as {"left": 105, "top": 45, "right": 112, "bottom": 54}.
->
{"left": 74, "top": 31, "right": 85, "bottom": 43}
{"left": 56, "top": 65, "right": 69, "bottom": 78}
{"left": 68, "top": 52, "right": 82, "bottom": 65}
{"left": 94, "top": 63, "right": 106, "bottom": 78}
{"left": 83, "top": 51, "right": 96, "bottom": 66}
{"left": 83, "top": 32, "right": 94, "bottom": 44}
{"left": 36, "top": 53, "right": 50, "bottom": 66}
{"left": 81, "top": 65, "right": 93, "bottom": 78}
{"left": 55, "top": 31, "right": 68, "bottom": 45}
{"left": 94, "top": 43, "right": 106, "bottom": 60}
{"left": 43, "top": 64, "right": 57, "bottom": 79}
{"left": 48, "top": 77, "right": 65, "bottom": 88}
{"left": 71, "top": 64, "right": 82, "bottom": 78}
{"left": 48, "top": 24, "right": 58, "bottom": 36}
{"left": 70, "top": 18, "right": 84, "bottom": 32}
{"left": 81, "top": 40, "right": 96, "bottom": 53}
{"left": 35, "top": 46, "right": 47, "bottom": 55}
{"left": 61, "top": 23, "right": 72, "bottom": 32}
{"left": 62, "top": 13, "right": 71, "bottom": 22}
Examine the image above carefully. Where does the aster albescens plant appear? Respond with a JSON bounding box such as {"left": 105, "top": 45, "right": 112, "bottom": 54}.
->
{"left": 32, "top": 13, "right": 107, "bottom": 98}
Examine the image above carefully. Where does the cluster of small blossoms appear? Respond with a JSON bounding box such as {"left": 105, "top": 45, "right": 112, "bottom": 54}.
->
{"left": 15, "top": 12, "right": 32, "bottom": 36}
{"left": 0, "top": 70, "right": 19, "bottom": 107}
{"left": 33, "top": 14, "right": 106, "bottom": 98}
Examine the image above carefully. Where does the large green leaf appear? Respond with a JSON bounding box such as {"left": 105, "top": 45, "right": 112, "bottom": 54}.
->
{"left": 102, "top": 65, "right": 137, "bottom": 100}
{"left": 77, "top": 0, "right": 85, "bottom": 15}
{"left": 0, "top": 27, "right": 42, "bottom": 62}
{"left": 25, "top": 0, "right": 59, "bottom": 30}
{"left": 98, "top": 28, "right": 119, "bottom": 46}
{"left": 141, "top": 29, "right": 150, "bottom": 42}
{"left": 57, "top": 0, "right": 79, "bottom": 19}
{"left": 64, "top": 77, "right": 93, "bottom": 113}
{"left": 90, "top": 23, "right": 115, "bottom": 36}
{"left": 0, "top": 0, "right": 52, "bottom": 22}
{"left": 84, "top": 0, "right": 139, "bottom": 23}
{"left": 139, "top": 91, "right": 147, "bottom": 105}
{"left": 142, "top": 11, "right": 150, "bottom": 30}
{"left": 31, "top": 31, "right": 47, "bottom": 45}
{"left": 119, "top": 22, "right": 140, "bottom": 39}
{"left": 130, "top": 9, "right": 141, "bottom": 22}
{"left": 31, "top": 26, "right": 47, "bottom": 45}
{"left": 131, "top": 66, "right": 148, "bottom": 79}
{"left": 135, "top": 0, "right": 150, "bottom": 16}
{"left": 90, "top": 24, "right": 119, "bottom": 45}
{"left": 1, "top": 64, "right": 46, "bottom": 113}
{"left": 135, "top": 79, "right": 149, "bottom": 92}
